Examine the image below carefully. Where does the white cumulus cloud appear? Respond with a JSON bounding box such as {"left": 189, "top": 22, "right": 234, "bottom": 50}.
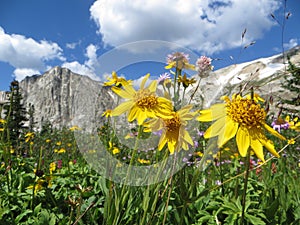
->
{"left": 283, "top": 38, "right": 298, "bottom": 50}
{"left": 0, "top": 26, "right": 65, "bottom": 81}
{"left": 62, "top": 44, "right": 100, "bottom": 81}
{"left": 90, "top": 0, "right": 280, "bottom": 54}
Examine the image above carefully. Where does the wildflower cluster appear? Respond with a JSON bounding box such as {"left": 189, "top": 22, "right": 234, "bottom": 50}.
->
{"left": 103, "top": 52, "right": 287, "bottom": 162}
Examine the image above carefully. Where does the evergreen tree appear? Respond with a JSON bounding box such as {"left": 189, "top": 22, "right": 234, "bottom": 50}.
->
{"left": 3, "top": 80, "right": 28, "bottom": 147}
{"left": 280, "top": 58, "right": 300, "bottom": 114}
{"left": 28, "top": 103, "right": 36, "bottom": 132}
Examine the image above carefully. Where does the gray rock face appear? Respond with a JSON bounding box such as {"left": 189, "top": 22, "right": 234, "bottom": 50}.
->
{"left": 20, "top": 66, "right": 114, "bottom": 132}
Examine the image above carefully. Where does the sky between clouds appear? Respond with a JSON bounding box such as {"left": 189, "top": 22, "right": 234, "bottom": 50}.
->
{"left": 0, "top": 0, "right": 299, "bottom": 90}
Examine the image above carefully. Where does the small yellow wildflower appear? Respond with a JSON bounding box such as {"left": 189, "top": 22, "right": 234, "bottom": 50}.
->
{"left": 197, "top": 93, "right": 286, "bottom": 162}
{"left": 288, "top": 139, "right": 295, "bottom": 145}
{"left": 111, "top": 74, "right": 173, "bottom": 125}
{"left": 46, "top": 139, "right": 51, "bottom": 143}
{"left": 49, "top": 162, "right": 56, "bottom": 174}
{"left": 58, "top": 148, "right": 66, "bottom": 153}
{"left": 0, "top": 128, "right": 4, "bottom": 132}
{"left": 69, "top": 125, "right": 81, "bottom": 131}
{"left": 196, "top": 151, "right": 203, "bottom": 157}
{"left": 104, "top": 71, "right": 132, "bottom": 87}
{"left": 112, "top": 147, "right": 120, "bottom": 155}
{"left": 108, "top": 141, "right": 120, "bottom": 155}
{"left": 0, "top": 119, "right": 6, "bottom": 124}
{"left": 56, "top": 141, "right": 62, "bottom": 146}
{"left": 25, "top": 132, "right": 34, "bottom": 143}
{"left": 144, "top": 105, "right": 195, "bottom": 154}
{"left": 178, "top": 74, "right": 196, "bottom": 88}
{"left": 102, "top": 109, "right": 112, "bottom": 118}
{"left": 27, "top": 179, "right": 45, "bottom": 193}
{"left": 54, "top": 148, "right": 66, "bottom": 153}
{"left": 138, "top": 158, "right": 151, "bottom": 164}
{"left": 286, "top": 116, "right": 300, "bottom": 131}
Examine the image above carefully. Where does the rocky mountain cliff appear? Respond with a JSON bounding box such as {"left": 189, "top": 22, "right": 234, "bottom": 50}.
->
{"left": 16, "top": 45, "right": 300, "bottom": 131}
{"left": 20, "top": 66, "right": 114, "bottom": 131}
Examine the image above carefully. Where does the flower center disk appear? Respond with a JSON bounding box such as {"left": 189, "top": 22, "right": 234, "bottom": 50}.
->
{"left": 135, "top": 90, "right": 158, "bottom": 109}
{"left": 226, "top": 99, "right": 266, "bottom": 128}
{"left": 165, "top": 114, "right": 181, "bottom": 132}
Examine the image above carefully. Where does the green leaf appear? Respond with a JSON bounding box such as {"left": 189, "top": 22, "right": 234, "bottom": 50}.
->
{"left": 15, "top": 209, "right": 33, "bottom": 223}
{"left": 245, "top": 213, "right": 266, "bottom": 225}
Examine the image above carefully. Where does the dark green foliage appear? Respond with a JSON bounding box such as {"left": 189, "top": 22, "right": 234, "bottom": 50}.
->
{"left": 3, "top": 80, "right": 28, "bottom": 148}
{"left": 281, "top": 58, "right": 300, "bottom": 113}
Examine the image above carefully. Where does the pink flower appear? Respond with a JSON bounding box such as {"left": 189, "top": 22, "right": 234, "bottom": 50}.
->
{"left": 196, "top": 56, "right": 213, "bottom": 77}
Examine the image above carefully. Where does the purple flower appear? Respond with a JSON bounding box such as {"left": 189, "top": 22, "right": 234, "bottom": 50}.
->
{"left": 271, "top": 118, "right": 290, "bottom": 133}
{"left": 157, "top": 72, "right": 171, "bottom": 85}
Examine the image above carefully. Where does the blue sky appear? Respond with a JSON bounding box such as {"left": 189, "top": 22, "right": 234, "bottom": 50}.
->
{"left": 0, "top": 0, "right": 299, "bottom": 91}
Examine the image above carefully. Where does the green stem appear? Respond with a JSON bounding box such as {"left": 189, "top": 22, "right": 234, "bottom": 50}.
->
{"left": 241, "top": 151, "right": 251, "bottom": 224}
{"left": 112, "top": 125, "right": 143, "bottom": 225}
{"left": 188, "top": 78, "right": 201, "bottom": 104}
{"left": 162, "top": 152, "right": 178, "bottom": 225}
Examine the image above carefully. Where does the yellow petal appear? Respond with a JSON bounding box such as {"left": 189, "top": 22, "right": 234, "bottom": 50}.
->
{"left": 204, "top": 117, "right": 225, "bottom": 139}
{"left": 197, "top": 104, "right": 226, "bottom": 122}
{"left": 236, "top": 126, "right": 250, "bottom": 157}
{"left": 136, "top": 109, "right": 148, "bottom": 125}
{"left": 112, "top": 86, "right": 134, "bottom": 99}
{"left": 111, "top": 101, "right": 133, "bottom": 116}
{"left": 165, "top": 62, "right": 176, "bottom": 69}
{"left": 158, "top": 131, "right": 167, "bottom": 150}
{"left": 250, "top": 137, "right": 264, "bottom": 162}
{"left": 128, "top": 105, "right": 138, "bottom": 122}
{"left": 168, "top": 139, "right": 176, "bottom": 154}
{"left": 218, "top": 117, "right": 238, "bottom": 147}
{"left": 140, "top": 74, "right": 150, "bottom": 89}
{"left": 263, "top": 123, "right": 286, "bottom": 140}
{"left": 123, "top": 83, "right": 136, "bottom": 96}
{"left": 259, "top": 137, "right": 280, "bottom": 158}
{"left": 148, "top": 80, "right": 158, "bottom": 92}
{"left": 185, "top": 63, "right": 196, "bottom": 70}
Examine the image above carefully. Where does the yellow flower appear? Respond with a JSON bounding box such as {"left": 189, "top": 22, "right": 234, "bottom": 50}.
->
{"left": 88, "top": 149, "right": 96, "bottom": 154}
{"left": 165, "top": 52, "right": 195, "bottom": 70}
{"left": 197, "top": 94, "right": 286, "bottom": 162}
{"left": 108, "top": 141, "right": 120, "bottom": 155}
{"left": 56, "top": 141, "right": 62, "bottom": 146}
{"left": 104, "top": 71, "right": 132, "bottom": 87}
{"left": 69, "top": 125, "right": 81, "bottom": 131}
{"left": 46, "top": 139, "right": 51, "bottom": 143}
{"left": 49, "top": 162, "right": 56, "bottom": 174}
{"left": 178, "top": 74, "right": 196, "bottom": 88}
{"left": 25, "top": 132, "right": 34, "bottom": 143}
{"left": 138, "top": 158, "right": 151, "bottom": 164}
{"left": 27, "top": 179, "right": 45, "bottom": 193}
{"left": 288, "top": 139, "right": 295, "bottom": 145}
{"left": 144, "top": 105, "right": 195, "bottom": 154}
{"left": 54, "top": 148, "right": 66, "bottom": 153}
{"left": 285, "top": 115, "right": 300, "bottom": 131}
{"left": 0, "top": 128, "right": 4, "bottom": 132}
{"left": 58, "top": 148, "right": 66, "bottom": 153}
{"left": 111, "top": 74, "right": 173, "bottom": 125}
{"left": 0, "top": 119, "right": 6, "bottom": 124}
{"left": 102, "top": 109, "right": 112, "bottom": 118}
{"left": 112, "top": 147, "right": 120, "bottom": 155}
